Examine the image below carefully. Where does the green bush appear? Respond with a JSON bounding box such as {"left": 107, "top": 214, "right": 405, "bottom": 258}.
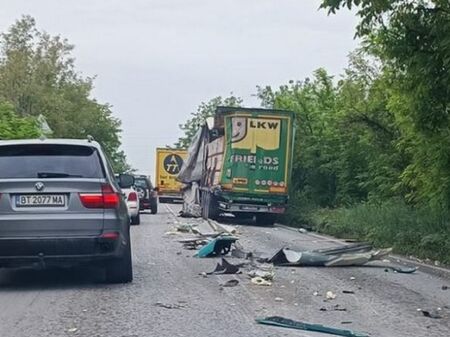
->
{"left": 309, "top": 200, "right": 450, "bottom": 264}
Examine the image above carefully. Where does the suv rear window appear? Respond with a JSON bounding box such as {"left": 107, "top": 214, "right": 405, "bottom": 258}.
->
{"left": 0, "top": 144, "right": 105, "bottom": 179}
{"left": 134, "top": 178, "right": 150, "bottom": 189}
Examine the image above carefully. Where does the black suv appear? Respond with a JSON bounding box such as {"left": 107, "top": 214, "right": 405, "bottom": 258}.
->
{"left": 134, "top": 175, "right": 158, "bottom": 214}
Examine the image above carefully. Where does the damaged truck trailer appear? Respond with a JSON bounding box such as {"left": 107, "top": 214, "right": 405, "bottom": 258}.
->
{"left": 177, "top": 107, "right": 295, "bottom": 225}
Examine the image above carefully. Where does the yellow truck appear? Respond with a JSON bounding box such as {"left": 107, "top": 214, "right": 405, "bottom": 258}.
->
{"left": 155, "top": 148, "right": 188, "bottom": 202}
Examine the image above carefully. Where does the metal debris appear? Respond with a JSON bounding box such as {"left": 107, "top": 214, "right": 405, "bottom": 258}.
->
{"left": 420, "top": 309, "right": 442, "bottom": 319}
{"left": 154, "top": 302, "right": 186, "bottom": 309}
{"left": 221, "top": 279, "right": 239, "bottom": 287}
{"left": 195, "top": 236, "right": 238, "bottom": 258}
{"left": 248, "top": 269, "right": 274, "bottom": 281}
{"left": 208, "top": 258, "right": 240, "bottom": 275}
{"left": 256, "top": 316, "right": 369, "bottom": 337}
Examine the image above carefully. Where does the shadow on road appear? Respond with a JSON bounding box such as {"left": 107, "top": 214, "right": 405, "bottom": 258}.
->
{"left": 216, "top": 215, "right": 275, "bottom": 228}
{"left": 0, "top": 266, "right": 107, "bottom": 290}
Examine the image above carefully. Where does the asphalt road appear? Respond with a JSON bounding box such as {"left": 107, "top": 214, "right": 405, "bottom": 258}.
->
{"left": 0, "top": 204, "right": 449, "bottom": 337}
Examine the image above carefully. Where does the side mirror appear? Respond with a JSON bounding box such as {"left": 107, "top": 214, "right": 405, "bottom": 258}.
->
{"left": 118, "top": 174, "right": 134, "bottom": 189}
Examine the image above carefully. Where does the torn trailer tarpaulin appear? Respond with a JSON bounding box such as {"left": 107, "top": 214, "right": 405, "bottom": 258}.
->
{"left": 177, "top": 125, "right": 209, "bottom": 184}
{"left": 256, "top": 316, "right": 369, "bottom": 337}
{"left": 179, "top": 182, "right": 202, "bottom": 218}
{"left": 195, "top": 236, "right": 238, "bottom": 258}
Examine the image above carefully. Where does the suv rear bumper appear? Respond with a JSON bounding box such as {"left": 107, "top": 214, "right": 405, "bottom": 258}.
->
{"left": 140, "top": 198, "right": 157, "bottom": 209}
{"left": 0, "top": 236, "right": 125, "bottom": 268}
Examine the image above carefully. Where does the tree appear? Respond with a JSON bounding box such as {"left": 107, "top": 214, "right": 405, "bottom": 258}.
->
{"left": 0, "top": 100, "right": 40, "bottom": 139}
{"left": 0, "top": 16, "right": 130, "bottom": 172}
{"left": 175, "top": 95, "right": 242, "bottom": 148}
{"left": 321, "top": 0, "right": 450, "bottom": 208}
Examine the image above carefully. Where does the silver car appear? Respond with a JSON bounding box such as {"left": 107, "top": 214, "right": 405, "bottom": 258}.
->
{"left": 0, "top": 138, "right": 134, "bottom": 283}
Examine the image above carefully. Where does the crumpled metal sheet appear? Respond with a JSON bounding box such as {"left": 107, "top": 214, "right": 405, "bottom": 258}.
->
{"left": 269, "top": 245, "right": 397, "bottom": 268}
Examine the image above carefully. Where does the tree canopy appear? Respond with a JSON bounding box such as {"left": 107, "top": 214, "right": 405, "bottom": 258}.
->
{"left": 320, "top": 0, "right": 450, "bottom": 208}
{"left": 0, "top": 16, "right": 130, "bottom": 172}
{"left": 175, "top": 95, "right": 242, "bottom": 148}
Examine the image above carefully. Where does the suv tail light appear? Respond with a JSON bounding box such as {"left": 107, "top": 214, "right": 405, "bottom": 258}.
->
{"left": 128, "top": 191, "right": 138, "bottom": 202}
{"left": 79, "top": 184, "right": 120, "bottom": 209}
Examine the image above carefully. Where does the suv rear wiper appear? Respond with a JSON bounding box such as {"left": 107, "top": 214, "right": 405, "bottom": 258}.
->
{"left": 37, "top": 172, "right": 83, "bottom": 178}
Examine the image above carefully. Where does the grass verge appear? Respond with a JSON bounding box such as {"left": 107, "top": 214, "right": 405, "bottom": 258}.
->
{"left": 284, "top": 199, "right": 450, "bottom": 265}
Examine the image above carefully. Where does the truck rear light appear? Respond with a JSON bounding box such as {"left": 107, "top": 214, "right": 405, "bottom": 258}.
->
{"left": 127, "top": 191, "right": 138, "bottom": 202}
{"left": 79, "top": 184, "right": 120, "bottom": 209}
{"left": 270, "top": 206, "right": 286, "bottom": 214}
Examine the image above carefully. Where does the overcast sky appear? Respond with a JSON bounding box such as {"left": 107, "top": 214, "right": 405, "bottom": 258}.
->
{"left": 0, "top": 0, "right": 358, "bottom": 179}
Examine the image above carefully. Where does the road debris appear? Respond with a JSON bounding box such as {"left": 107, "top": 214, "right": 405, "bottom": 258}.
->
{"left": 268, "top": 243, "right": 391, "bottom": 266}
{"left": 208, "top": 258, "right": 240, "bottom": 275}
{"left": 266, "top": 243, "right": 417, "bottom": 272}
{"left": 320, "top": 304, "right": 347, "bottom": 312}
{"left": 230, "top": 241, "right": 253, "bottom": 259}
{"left": 326, "top": 291, "right": 337, "bottom": 300}
{"left": 334, "top": 304, "right": 347, "bottom": 311}
{"left": 251, "top": 276, "right": 272, "bottom": 286}
{"left": 178, "top": 237, "right": 209, "bottom": 250}
{"left": 176, "top": 223, "right": 196, "bottom": 233}
{"left": 420, "top": 309, "right": 442, "bottom": 319}
{"left": 195, "top": 236, "right": 238, "bottom": 257}
{"left": 442, "top": 285, "right": 448, "bottom": 290}
{"left": 342, "top": 290, "right": 355, "bottom": 294}
{"left": 154, "top": 302, "right": 186, "bottom": 309}
{"left": 67, "top": 327, "right": 78, "bottom": 333}
{"left": 274, "top": 297, "right": 284, "bottom": 302}
{"left": 256, "top": 316, "right": 369, "bottom": 337}
{"left": 248, "top": 269, "right": 274, "bottom": 281}
{"left": 221, "top": 279, "right": 239, "bottom": 287}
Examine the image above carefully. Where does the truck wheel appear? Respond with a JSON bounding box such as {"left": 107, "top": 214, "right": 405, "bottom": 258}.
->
{"left": 201, "top": 192, "right": 208, "bottom": 220}
{"left": 208, "top": 193, "right": 219, "bottom": 220}
{"left": 256, "top": 213, "right": 276, "bottom": 226}
{"left": 105, "top": 237, "right": 133, "bottom": 283}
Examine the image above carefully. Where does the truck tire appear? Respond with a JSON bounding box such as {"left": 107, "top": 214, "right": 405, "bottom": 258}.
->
{"left": 201, "top": 192, "right": 208, "bottom": 220}
{"left": 202, "top": 192, "right": 219, "bottom": 220}
{"left": 105, "top": 235, "right": 133, "bottom": 284}
{"left": 207, "top": 193, "right": 219, "bottom": 220}
{"left": 256, "top": 213, "right": 276, "bottom": 226}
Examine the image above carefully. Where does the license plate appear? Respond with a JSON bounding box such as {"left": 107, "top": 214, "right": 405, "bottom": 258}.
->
{"left": 16, "top": 194, "right": 66, "bottom": 207}
{"left": 240, "top": 205, "right": 259, "bottom": 211}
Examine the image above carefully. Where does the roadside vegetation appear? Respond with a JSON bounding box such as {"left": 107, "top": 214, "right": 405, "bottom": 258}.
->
{"left": 177, "top": 1, "right": 450, "bottom": 264}
{"left": 0, "top": 16, "right": 130, "bottom": 171}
